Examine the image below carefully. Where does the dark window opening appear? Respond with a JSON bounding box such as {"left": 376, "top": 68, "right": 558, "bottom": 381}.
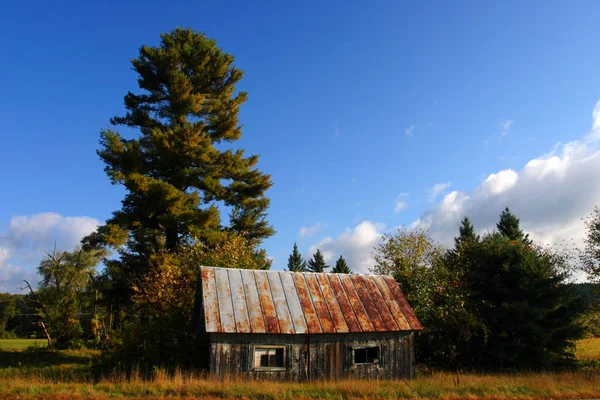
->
{"left": 254, "top": 347, "right": 285, "bottom": 368}
{"left": 354, "top": 346, "right": 379, "bottom": 364}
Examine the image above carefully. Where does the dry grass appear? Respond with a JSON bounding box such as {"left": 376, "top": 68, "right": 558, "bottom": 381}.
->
{"left": 0, "top": 370, "right": 598, "bottom": 399}
{"left": 577, "top": 337, "right": 600, "bottom": 360}
{"left": 0, "top": 339, "right": 598, "bottom": 399}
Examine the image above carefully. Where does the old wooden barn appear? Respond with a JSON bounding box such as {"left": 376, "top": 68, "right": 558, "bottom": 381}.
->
{"left": 194, "top": 267, "right": 422, "bottom": 380}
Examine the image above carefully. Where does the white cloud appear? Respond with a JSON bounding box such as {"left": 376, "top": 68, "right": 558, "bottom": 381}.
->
{"left": 0, "top": 212, "right": 100, "bottom": 292}
{"left": 500, "top": 120, "right": 514, "bottom": 137}
{"left": 299, "top": 221, "right": 328, "bottom": 238}
{"left": 428, "top": 181, "right": 452, "bottom": 202}
{"left": 478, "top": 169, "right": 519, "bottom": 196}
{"left": 415, "top": 101, "right": 600, "bottom": 255}
{"left": 394, "top": 193, "right": 409, "bottom": 212}
{"left": 308, "top": 101, "right": 600, "bottom": 280}
{"left": 307, "top": 221, "right": 385, "bottom": 273}
{"left": 334, "top": 121, "right": 340, "bottom": 137}
{"left": 405, "top": 124, "right": 415, "bottom": 137}
{"left": 0, "top": 246, "right": 10, "bottom": 267}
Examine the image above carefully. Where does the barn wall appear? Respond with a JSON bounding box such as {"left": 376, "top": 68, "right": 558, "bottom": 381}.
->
{"left": 206, "top": 331, "right": 415, "bottom": 380}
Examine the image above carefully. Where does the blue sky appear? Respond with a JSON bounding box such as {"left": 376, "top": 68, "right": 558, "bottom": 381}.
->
{"left": 2, "top": 0, "right": 600, "bottom": 290}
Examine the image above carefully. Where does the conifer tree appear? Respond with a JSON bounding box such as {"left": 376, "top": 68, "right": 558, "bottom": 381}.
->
{"left": 83, "top": 28, "right": 275, "bottom": 319}
{"left": 331, "top": 255, "right": 352, "bottom": 274}
{"left": 88, "top": 28, "right": 274, "bottom": 253}
{"left": 308, "top": 249, "right": 328, "bottom": 273}
{"left": 454, "top": 217, "right": 477, "bottom": 248}
{"left": 497, "top": 207, "right": 530, "bottom": 244}
{"left": 286, "top": 243, "right": 306, "bottom": 272}
{"left": 467, "top": 233, "right": 585, "bottom": 369}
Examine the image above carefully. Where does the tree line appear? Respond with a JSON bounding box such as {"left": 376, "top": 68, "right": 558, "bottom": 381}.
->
{"left": 372, "top": 207, "right": 600, "bottom": 370}
{"left": 286, "top": 243, "right": 352, "bottom": 273}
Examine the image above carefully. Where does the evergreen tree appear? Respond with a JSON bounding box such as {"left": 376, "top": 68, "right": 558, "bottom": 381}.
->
{"left": 308, "top": 249, "right": 329, "bottom": 273}
{"left": 331, "top": 255, "right": 352, "bottom": 274}
{"left": 83, "top": 28, "right": 275, "bottom": 316}
{"left": 496, "top": 207, "right": 530, "bottom": 243}
{"left": 454, "top": 216, "right": 477, "bottom": 248}
{"left": 467, "top": 233, "right": 585, "bottom": 369}
{"left": 287, "top": 243, "right": 306, "bottom": 272}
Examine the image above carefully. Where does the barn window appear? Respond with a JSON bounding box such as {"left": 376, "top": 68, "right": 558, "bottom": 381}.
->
{"left": 253, "top": 346, "right": 285, "bottom": 369}
{"left": 353, "top": 346, "right": 380, "bottom": 364}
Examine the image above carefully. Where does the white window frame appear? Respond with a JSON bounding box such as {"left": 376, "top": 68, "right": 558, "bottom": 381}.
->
{"left": 252, "top": 345, "right": 287, "bottom": 371}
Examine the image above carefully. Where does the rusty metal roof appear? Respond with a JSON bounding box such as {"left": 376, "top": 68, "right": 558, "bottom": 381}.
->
{"left": 200, "top": 267, "right": 422, "bottom": 334}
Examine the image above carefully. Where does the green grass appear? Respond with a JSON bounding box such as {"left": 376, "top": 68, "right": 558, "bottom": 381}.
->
{"left": 0, "top": 340, "right": 98, "bottom": 382}
{"left": 0, "top": 339, "right": 46, "bottom": 350}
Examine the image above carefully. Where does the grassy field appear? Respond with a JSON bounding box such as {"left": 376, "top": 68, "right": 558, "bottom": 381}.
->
{"left": 0, "top": 339, "right": 46, "bottom": 350}
{"left": 577, "top": 337, "right": 600, "bottom": 360}
{"left": 0, "top": 338, "right": 598, "bottom": 399}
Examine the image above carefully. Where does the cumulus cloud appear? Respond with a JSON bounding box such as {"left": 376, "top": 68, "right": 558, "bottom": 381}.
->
{"left": 428, "top": 181, "right": 452, "bottom": 202}
{"left": 0, "top": 212, "right": 100, "bottom": 292}
{"left": 309, "top": 101, "right": 600, "bottom": 280}
{"left": 307, "top": 221, "right": 385, "bottom": 274}
{"left": 415, "top": 101, "right": 600, "bottom": 251}
{"left": 394, "top": 193, "right": 409, "bottom": 212}
{"left": 299, "top": 221, "right": 328, "bottom": 238}
{"left": 405, "top": 124, "right": 415, "bottom": 137}
{"left": 500, "top": 120, "right": 514, "bottom": 137}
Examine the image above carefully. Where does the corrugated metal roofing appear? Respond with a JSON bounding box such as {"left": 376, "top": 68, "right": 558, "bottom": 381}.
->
{"left": 200, "top": 267, "right": 423, "bottom": 334}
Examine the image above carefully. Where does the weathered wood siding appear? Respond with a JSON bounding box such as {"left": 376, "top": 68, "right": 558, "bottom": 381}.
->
{"left": 205, "top": 332, "right": 415, "bottom": 381}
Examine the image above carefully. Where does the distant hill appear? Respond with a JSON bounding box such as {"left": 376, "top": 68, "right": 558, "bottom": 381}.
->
{"left": 571, "top": 283, "right": 600, "bottom": 302}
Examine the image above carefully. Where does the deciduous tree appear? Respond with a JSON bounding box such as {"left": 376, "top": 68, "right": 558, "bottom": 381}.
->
{"left": 372, "top": 227, "right": 481, "bottom": 368}
{"left": 36, "top": 246, "right": 102, "bottom": 349}
{"left": 98, "top": 233, "right": 266, "bottom": 371}
{"left": 0, "top": 293, "right": 16, "bottom": 338}
{"left": 372, "top": 227, "right": 443, "bottom": 304}
{"left": 583, "top": 206, "right": 600, "bottom": 283}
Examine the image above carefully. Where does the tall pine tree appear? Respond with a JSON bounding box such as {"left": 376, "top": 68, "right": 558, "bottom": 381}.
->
{"left": 84, "top": 28, "right": 274, "bottom": 317}
{"left": 308, "top": 249, "right": 329, "bottom": 273}
{"left": 287, "top": 243, "right": 306, "bottom": 272}
{"left": 331, "top": 255, "right": 352, "bottom": 274}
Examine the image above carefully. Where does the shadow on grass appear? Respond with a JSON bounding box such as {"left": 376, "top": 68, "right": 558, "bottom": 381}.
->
{"left": 0, "top": 349, "right": 91, "bottom": 368}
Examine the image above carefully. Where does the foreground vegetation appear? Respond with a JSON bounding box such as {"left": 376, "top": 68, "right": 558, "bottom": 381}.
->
{"left": 0, "top": 370, "right": 598, "bottom": 399}
{"left": 0, "top": 339, "right": 598, "bottom": 399}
